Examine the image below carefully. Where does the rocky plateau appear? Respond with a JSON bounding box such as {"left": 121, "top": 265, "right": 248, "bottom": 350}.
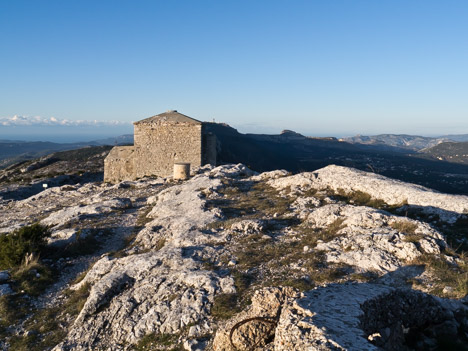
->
{"left": 0, "top": 163, "right": 467, "bottom": 351}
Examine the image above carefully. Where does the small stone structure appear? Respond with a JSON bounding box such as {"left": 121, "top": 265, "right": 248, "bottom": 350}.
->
{"left": 104, "top": 110, "right": 216, "bottom": 182}
{"left": 173, "top": 163, "right": 190, "bottom": 180}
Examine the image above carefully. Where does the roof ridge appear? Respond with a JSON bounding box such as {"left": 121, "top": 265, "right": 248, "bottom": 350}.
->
{"left": 134, "top": 110, "right": 202, "bottom": 125}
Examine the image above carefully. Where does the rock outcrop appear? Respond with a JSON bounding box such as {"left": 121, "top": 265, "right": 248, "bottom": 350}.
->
{"left": 268, "top": 165, "right": 468, "bottom": 222}
{"left": 1, "top": 164, "right": 467, "bottom": 350}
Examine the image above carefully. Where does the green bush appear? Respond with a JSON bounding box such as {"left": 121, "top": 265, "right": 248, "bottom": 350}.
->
{"left": 0, "top": 224, "right": 51, "bottom": 269}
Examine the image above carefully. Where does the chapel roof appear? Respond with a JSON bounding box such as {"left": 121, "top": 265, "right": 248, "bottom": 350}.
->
{"left": 134, "top": 110, "right": 202, "bottom": 125}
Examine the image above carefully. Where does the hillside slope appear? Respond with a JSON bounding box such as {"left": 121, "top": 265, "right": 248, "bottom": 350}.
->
{"left": 422, "top": 141, "right": 468, "bottom": 165}
{"left": 4, "top": 126, "right": 468, "bottom": 195}
{"left": 206, "top": 123, "right": 468, "bottom": 195}
{"left": 340, "top": 134, "right": 450, "bottom": 152}
{"left": 0, "top": 135, "right": 132, "bottom": 169}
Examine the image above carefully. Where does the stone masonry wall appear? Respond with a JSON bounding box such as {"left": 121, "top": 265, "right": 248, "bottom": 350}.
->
{"left": 133, "top": 122, "right": 202, "bottom": 178}
{"left": 103, "top": 146, "right": 135, "bottom": 183}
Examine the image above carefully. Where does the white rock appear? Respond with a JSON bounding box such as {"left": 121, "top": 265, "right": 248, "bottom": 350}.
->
{"left": 41, "top": 198, "right": 132, "bottom": 227}
{"left": 274, "top": 283, "right": 391, "bottom": 350}
{"left": 230, "top": 219, "right": 264, "bottom": 234}
{"left": 250, "top": 169, "right": 289, "bottom": 181}
{"left": 57, "top": 170, "right": 237, "bottom": 350}
{"left": 306, "top": 204, "right": 444, "bottom": 273}
{"left": 269, "top": 165, "right": 468, "bottom": 222}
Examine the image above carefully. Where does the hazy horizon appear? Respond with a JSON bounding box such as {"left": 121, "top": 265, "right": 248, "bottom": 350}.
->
{"left": 0, "top": 120, "right": 463, "bottom": 144}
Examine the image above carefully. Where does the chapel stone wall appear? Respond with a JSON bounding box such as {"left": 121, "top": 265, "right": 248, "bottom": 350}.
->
{"left": 133, "top": 122, "right": 203, "bottom": 178}
{"left": 103, "top": 146, "right": 135, "bottom": 183}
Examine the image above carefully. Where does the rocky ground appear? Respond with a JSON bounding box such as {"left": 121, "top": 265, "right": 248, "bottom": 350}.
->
{"left": 0, "top": 163, "right": 467, "bottom": 350}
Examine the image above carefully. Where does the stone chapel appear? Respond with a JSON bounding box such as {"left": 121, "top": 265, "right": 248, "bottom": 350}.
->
{"left": 104, "top": 110, "right": 217, "bottom": 182}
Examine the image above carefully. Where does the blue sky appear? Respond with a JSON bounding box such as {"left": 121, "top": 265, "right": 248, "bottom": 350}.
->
{"left": 1, "top": 0, "right": 468, "bottom": 141}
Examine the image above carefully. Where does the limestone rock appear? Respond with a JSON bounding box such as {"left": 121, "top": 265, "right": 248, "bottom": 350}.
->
{"left": 212, "top": 287, "right": 300, "bottom": 351}
{"left": 274, "top": 283, "right": 391, "bottom": 351}
{"left": 2, "top": 163, "right": 467, "bottom": 350}
{"left": 250, "top": 169, "right": 289, "bottom": 181}
{"left": 41, "top": 197, "right": 132, "bottom": 228}
{"left": 268, "top": 165, "right": 468, "bottom": 222}
{"left": 230, "top": 219, "right": 265, "bottom": 234}
{"left": 54, "top": 167, "right": 240, "bottom": 350}
{"left": 306, "top": 204, "right": 445, "bottom": 272}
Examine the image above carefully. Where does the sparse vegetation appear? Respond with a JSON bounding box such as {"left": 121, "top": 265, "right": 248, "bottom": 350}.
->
{"left": 136, "top": 206, "right": 154, "bottom": 227}
{"left": 0, "top": 294, "right": 29, "bottom": 329}
{"left": 0, "top": 222, "right": 101, "bottom": 349}
{"left": 211, "top": 293, "right": 239, "bottom": 320}
{"left": 205, "top": 180, "right": 295, "bottom": 225}
{"left": 271, "top": 277, "right": 314, "bottom": 291}
{"left": 402, "top": 233, "right": 425, "bottom": 243}
{"left": 411, "top": 253, "right": 468, "bottom": 298}
{"left": 390, "top": 220, "right": 418, "bottom": 234}
{"left": 335, "top": 189, "right": 388, "bottom": 208}
{"left": 0, "top": 223, "right": 51, "bottom": 269}
{"left": 205, "top": 217, "right": 241, "bottom": 231}
{"left": 349, "top": 272, "right": 379, "bottom": 283}
{"left": 133, "top": 332, "right": 183, "bottom": 351}
{"left": 299, "top": 218, "right": 346, "bottom": 247}
{"left": 56, "top": 229, "right": 103, "bottom": 258}
{"left": 438, "top": 215, "right": 468, "bottom": 252}
{"left": 0, "top": 282, "right": 91, "bottom": 350}
{"left": 390, "top": 220, "right": 424, "bottom": 242}
{"left": 330, "top": 188, "right": 407, "bottom": 212}
{"left": 217, "top": 217, "right": 351, "bottom": 313}
{"left": 205, "top": 179, "right": 349, "bottom": 295}
{"left": 10, "top": 259, "right": 55, "bottom": 296}
{"left": 211, "top": 270, "right": 253, "bottom": 320}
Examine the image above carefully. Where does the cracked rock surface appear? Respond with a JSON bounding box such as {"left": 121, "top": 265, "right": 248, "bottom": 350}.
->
{"left": 1, "top": 164, "right": 467, "bottom": 350}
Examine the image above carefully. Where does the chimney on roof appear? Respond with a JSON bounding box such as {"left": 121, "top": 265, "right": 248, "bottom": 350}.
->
{"left": 167, "top": 110, "right": 177, "bottom": 113}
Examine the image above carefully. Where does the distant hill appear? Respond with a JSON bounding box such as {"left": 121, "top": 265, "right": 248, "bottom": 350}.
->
{"left": 422, "top": 142, "right": 468, "bottom": 164}
{"left": 3, "top": 127, "right": 468, "bottom": 195}
{"left": 205, "top": 124, "right": 468, "bottom": 195}
{"left": 0, "top": 145, "right": 113, "bottom": 200}
{"left": 91, "top": 134, "right": 133, "bottom": 146}
{"left": 0, "top": 134, "right": 133, "bottom": 169}
{"left": 340, "top": 134, "right": 451, "bottom": 152}
{"left": 439, "top": 134, "right": 468, "bottom": 142}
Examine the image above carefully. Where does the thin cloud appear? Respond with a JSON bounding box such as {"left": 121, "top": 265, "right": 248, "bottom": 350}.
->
{"left": 0, "top": 115, "right": 131, "bottom": 127}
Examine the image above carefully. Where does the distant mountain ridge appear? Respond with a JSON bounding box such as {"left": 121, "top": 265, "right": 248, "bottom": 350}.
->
{"left": 0, "top": 135, "right": 133, "bottom": 169}
{"left": 203, "top": 123, "right": 468, "bottom": 195}
{"left": 341, "top": 133, "right": 468, "bottom": 152}
{"left": 3, "top": 128, "right": 468, "bottom": 195}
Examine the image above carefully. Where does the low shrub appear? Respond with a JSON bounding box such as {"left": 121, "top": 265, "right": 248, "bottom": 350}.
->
{"left": 0, "top": 224, "right": 51, "bottom": 269}
{"left": 11, "top": 260, "right": 55, "bottom": 296}
{"left": 390, "top": 220, "right": 418, "bottom": 235}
